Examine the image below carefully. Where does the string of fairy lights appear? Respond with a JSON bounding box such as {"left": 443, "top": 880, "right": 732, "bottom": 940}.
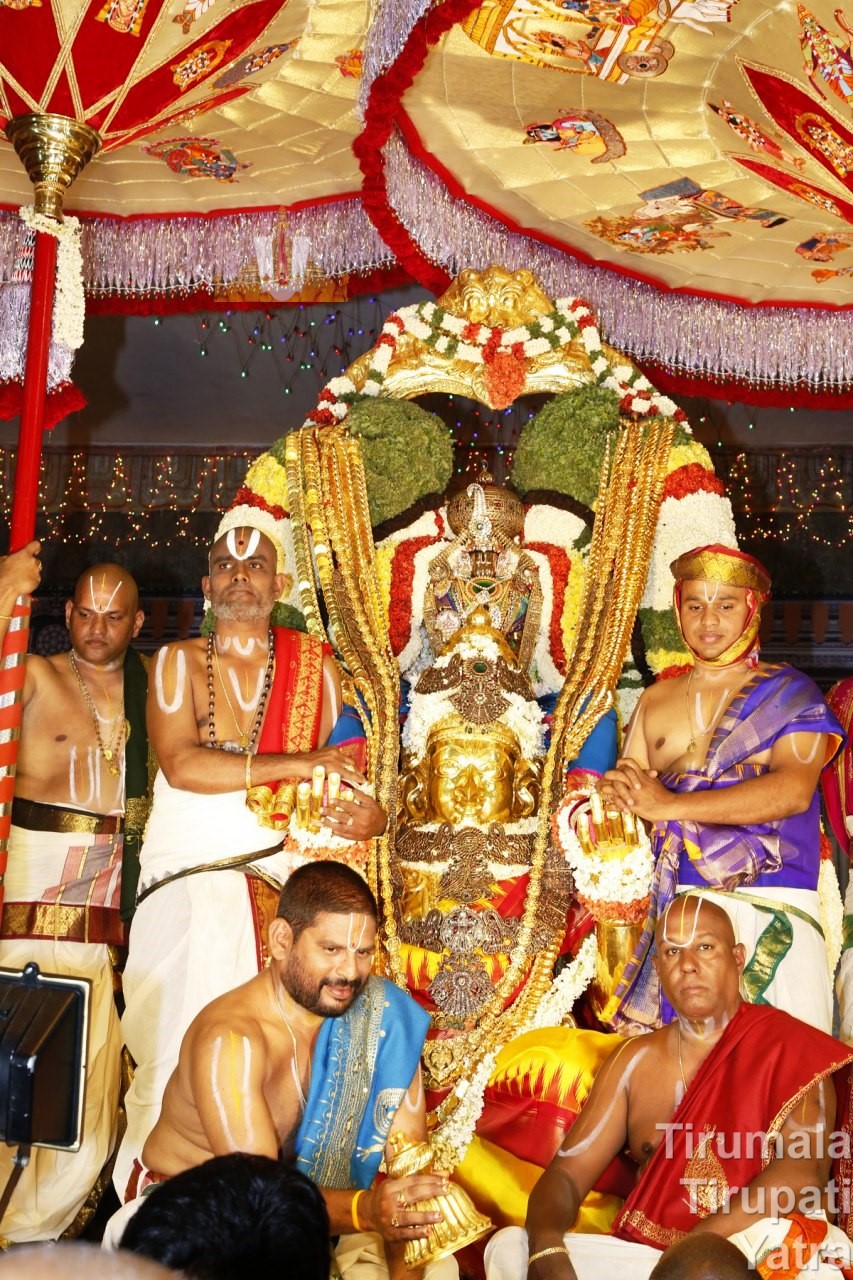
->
{"left": 718, "top": 452, "right": 853, "bottom": 552}
{"left": 4, "top": 441, "right": 850, "bottom": 556}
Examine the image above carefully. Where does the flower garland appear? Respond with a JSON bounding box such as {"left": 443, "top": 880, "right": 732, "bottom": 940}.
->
{"left": 523, "top": 502, "right": 587, "bottom": 553}
{"left": 561, "top": 545, "right": 588, "bottom": 675}
{"left": 640, "top": 489, "right": 738, "bottom": 615}
{"left": 387, "top": 531, "right": 442, "bottom": 659}
{"left": 819, "top": 838, "right": 844, "bottom": 978}
{"left": 526, "top": 542, "right": 570, "bottom": 676}
{"left": 20, "top": 205, "right": 85, "bottom": 353}
{"left": 242, "top": 453, "right": 291, "bottom": 513}
{"left": 665, "top": 441, "right": 714, "bottom": 477}
{"left": 431, "top": 933, "right": 597, "bottom": 1171}
{"left": 552, "top": 791, "right": 653, "bottom": 923}
{"left": 303, "top": 297, "right": 688, "bottom": 427}
{"left": 283, "top": 823, "right": 371, "bottom": 879}
{"left": 663, "top": 462, "right": 725, "bottom": 503}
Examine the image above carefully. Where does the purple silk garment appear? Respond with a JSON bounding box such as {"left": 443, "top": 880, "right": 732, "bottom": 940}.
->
{"left": 610, "top": 663, "right": 844, "bottom": 1033}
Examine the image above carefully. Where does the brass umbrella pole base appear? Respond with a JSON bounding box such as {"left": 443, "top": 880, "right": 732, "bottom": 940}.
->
{"left": 5, "top": 113, "right": 101, "bottom": 220}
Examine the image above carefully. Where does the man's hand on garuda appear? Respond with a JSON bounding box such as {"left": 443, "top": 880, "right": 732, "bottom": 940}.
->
{"left": 364, "top": 1172, "right": 448, "bottom": 1243}
{"left": 599, "top": 758, "right": 673, "bottom": 823}
{"left": 323, "top": 787, "right": 387, "bottom": 841}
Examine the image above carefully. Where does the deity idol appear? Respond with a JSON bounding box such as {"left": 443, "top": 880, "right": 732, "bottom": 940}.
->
{"left": 219, "top": 265, "right": 738, "bottom": 1230}
{"left": 394, "top": 483, "right": 600, "bottom": 1083}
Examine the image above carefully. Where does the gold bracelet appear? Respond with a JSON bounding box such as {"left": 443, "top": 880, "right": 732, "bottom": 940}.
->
{"left": 245, "top": 751, "right": 253, "bottom": 792}
{"left": 528, "top": 1246, "right": 569, "bottom": 1267}
{"left": 351, "top": 1188, "right": 367, "bottom": 1232}
{"left": 0, "top": 613, "right": 13, "bottom": 621}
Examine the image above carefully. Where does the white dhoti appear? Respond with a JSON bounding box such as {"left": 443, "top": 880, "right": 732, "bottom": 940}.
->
{"left": 334, "top": 1232, "right": 459, "bottom": 1279}
{"left": 486, "top": 1215, "right": 853, "bottom": 1279}
{"left": 677, "top": 884, "right": 832, "bottom": 1033}
{"left": 484, "top": 1226, "right": 660, "bottom": 1280}
{"left": 115, "top": 774, "right": 298, "bottom": 1198}
{"left": 0, "top": 820, "right": 123, "bottom": 1242}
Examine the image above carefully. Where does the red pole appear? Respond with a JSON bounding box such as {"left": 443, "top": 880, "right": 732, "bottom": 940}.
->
{"left": 0, "top": 227, "right": 59, "bottom": 904}
{"left": 10, "top": 230, "right": 57, "bottom": 548}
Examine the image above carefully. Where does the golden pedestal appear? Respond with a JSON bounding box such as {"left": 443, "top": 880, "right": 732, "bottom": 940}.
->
{"left": 387, "top": 1135, "right": 493, "bottom": 1270}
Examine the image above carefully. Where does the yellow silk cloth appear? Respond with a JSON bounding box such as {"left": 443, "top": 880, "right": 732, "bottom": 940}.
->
{"left": 454, "top": 1027, "right": 627, "bottom": 1231}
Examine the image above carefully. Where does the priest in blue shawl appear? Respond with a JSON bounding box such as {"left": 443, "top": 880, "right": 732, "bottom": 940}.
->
{"left": 105, "top": 862, "right": 459, "bottom": 1280}
{"left": 599, "top": 544, "right": 844, "bottom": 1035}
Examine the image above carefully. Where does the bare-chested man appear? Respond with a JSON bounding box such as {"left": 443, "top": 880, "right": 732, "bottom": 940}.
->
{"left": 485, "top": 896, "right": 853, "bottom": 1280}
{"left": 599, "top": 544, "right": 843, "bottom": 1034}
{"left": 111, "top": 862, "right": 456, "bottom": 1280}
{"left": 0, "top": 561, "right": 146, "bottom": 1241}
{"left": 117, "top": 516, "right": 387, "bottom": 1197}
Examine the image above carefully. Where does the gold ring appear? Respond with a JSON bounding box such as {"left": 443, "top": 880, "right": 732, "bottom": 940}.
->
{"left": 391, "top": 1215, "right": 400, "bottom": 1228}
{"left": 397, "top": 1192, "right": 407, "bottom": 1208}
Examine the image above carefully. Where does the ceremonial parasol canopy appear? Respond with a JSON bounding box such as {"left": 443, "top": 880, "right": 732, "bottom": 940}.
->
{"left": 0, "top": 0, "right": 848, "bottom": 398}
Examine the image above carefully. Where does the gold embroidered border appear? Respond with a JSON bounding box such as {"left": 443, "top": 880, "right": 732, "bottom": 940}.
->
{"left": 246, "top": 876, "right": 281, "bottom": 971}
{"left": 764, "top": 1056, "right": 853, "bottom": 1167}
{"left": 1, "top": 900, "right": 124, "bottom": 947}
{"left": 284, "top": 632, "right": 326, "bottom": 753}
{"left": 617, "top": 1210, "right": 686, "bottom": 1249}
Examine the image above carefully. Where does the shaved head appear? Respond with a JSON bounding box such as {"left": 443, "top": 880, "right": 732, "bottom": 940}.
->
{"left": 73, "top": 563, "right": 139, "bottom": 615}
{"left": 204, "top": 528, "right": 284, "bottom": 624}
{"left": 655, "top": 895, "right": 736, "bottom": 951}
{"left": 66, "top": 563, "right": 143, "bottom": 668}
{"left": 653, "top": 894, "right": 745, "bottom": 1026}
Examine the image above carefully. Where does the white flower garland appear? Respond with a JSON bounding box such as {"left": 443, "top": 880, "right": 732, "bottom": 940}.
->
{"left": 523, "top": 547, "right": 564, "bottom": 697}
{"left": 640, "top": 490, "right": 738, "bottom": 613}
{"left": 431, "top": 934, "right": 597, "bottom": 1171}
{"left": 553, "top": 792, "right": 653, "bottom": 906}
{"left": 305, "top": 296, "right": 689, "bottom": 435}
{"left": 523, "top": 503, "right": 587, "bottom": 554}
{"left": 19, "top": 205, "right": 85, "bottom": 353}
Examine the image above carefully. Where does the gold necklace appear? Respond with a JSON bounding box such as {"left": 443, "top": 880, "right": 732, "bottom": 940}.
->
{"left": 685, "top": 667, "right": 697, "bottom": 755}
{"left": 208, "top": 635, "right": 273, "bottom": 751}
{"left": 271, "top": 978, "right": 311, "bottom": 1111}
{"left": 68, "top": 651, "right": 125, "bottom": 777}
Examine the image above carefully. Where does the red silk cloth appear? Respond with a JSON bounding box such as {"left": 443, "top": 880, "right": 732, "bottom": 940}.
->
{"left": 614, "top": 1003, "right": 853, "bottom": 1250}
{"left": 256, "top": 626, "right": 329, "bottom": 756}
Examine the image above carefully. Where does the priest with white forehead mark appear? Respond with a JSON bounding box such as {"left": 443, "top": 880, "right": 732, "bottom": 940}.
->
{"left": 600, "top": 544, "right": 844, "bottom": 1035}
{"left": 117, "top": 504, "right": 387, "bottom": 1203}
{"left": 0, "top": 558, "right": 147, "bottom": 1241}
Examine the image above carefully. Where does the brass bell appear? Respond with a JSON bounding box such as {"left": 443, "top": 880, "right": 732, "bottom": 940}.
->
{"left": 386, "top": 1133, "right": 493, "bottom": 1270}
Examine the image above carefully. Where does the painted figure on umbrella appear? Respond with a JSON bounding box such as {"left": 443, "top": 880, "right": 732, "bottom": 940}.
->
{"left": 144, "top": 136, "right": 251, "bottom": 183}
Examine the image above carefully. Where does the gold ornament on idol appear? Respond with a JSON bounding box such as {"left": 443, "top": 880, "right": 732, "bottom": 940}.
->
{"left": 386, "top": 1133, "right": 492, "bottom": 1268}
{"left": 68, "top": 650, "right": 126, "bottom": 776}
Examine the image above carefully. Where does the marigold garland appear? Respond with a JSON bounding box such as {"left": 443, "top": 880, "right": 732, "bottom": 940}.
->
{"left": 662, "top": 462, "right": 725, "bottom": 502}
{"left": 665, "top": 441, "right": 714, "bottom": 475}
{"left": 388, "top": 534, "right": 439, "bottom": 655}
{"left": 526, "top": 542, "right": 570, "bottom": 674}
{"left": 561, "top": 547, "right": 588, "bottom": 673}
